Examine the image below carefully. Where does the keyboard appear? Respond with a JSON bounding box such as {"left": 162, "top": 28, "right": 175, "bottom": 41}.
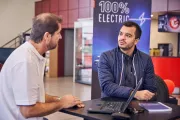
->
{"left": 100, "top": 101, "right": 125, "bottom": 113}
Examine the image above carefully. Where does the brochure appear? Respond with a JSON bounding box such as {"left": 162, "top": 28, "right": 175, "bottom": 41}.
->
{"left": 139, "top": 102, "right": 172, "bottom": 112}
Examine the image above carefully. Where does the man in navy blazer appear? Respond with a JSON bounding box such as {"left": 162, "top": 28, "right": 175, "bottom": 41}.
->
{"left": 98, "top": 21, "right": 157, "bottom": 101}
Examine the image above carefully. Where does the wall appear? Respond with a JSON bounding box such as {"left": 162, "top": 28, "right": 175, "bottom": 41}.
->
{"left": 49, "top": 46, "right": 58, "bottom": 77}
{"left": 152, "top": 0, "right": 180, "bottom": 12}
{"left": 150, "top": 20, "right": 178, "bottom": 56}
{"left": 35, "top": 0, "right": 93, "bottom": 28}
{"left": 0, "top": 0, "right": 35, "bottom": 46}
{"left": 64, "top": 29, "right": 74, "bottom": 76}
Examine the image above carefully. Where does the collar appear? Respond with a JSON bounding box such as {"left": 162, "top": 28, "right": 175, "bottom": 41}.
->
{"left": 25, "top": 41, "right": 46, "bottom": 61}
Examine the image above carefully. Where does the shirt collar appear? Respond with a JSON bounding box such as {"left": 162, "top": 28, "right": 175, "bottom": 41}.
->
{"left": 26, "top": 41, "right": 46, "bottom": 61}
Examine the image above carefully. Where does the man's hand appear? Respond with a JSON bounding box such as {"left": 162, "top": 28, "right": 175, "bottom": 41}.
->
{"left": 59, "top": 94, "right": 85, "bottom": 109}
{"left": 134, "top": 90, "right": 155, "bottom": 100}
{"left": 19, "top": 94, "right": 84, "bottom": 118}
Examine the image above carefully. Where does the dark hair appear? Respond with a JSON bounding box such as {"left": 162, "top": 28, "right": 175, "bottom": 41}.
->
{"left": 30, "top": 13, "right": 62, "bottom": 43}
{"left": 122, "top": 21, "right": 142, "bottom": 39}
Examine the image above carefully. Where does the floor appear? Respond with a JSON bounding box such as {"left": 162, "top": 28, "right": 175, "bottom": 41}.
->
{"left": 44, "top": 77, "right": 180, "bottom": 120}
{"left": 44, "top": 77, "right": 91, "bottom": 120}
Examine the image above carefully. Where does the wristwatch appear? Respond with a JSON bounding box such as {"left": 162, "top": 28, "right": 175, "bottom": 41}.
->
{"left": 57, "top": 97, "right": 61, "bottom": 101}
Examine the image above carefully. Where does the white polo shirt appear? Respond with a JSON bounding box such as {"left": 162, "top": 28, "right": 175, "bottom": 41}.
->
{"left": 0, "top": 42, "right": 46, "bottom": 120}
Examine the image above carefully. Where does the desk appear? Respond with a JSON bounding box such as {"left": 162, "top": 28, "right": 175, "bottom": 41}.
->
{"left": 60, "top": 97, "right": 180, "bottom": 120}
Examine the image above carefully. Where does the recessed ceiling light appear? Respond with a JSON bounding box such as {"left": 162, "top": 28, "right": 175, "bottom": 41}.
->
{"left": 151, "top": 14, "right": 153, "bottom": 17}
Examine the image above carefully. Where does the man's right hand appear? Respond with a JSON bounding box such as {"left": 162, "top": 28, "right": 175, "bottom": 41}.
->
{"left": 19, "top": 94, "right": 84, "bottom": 118}
{"left": 59, "top": 94, "right": 84, "bottom": 109}
{"left": 134, "top": 90, "right": 155, "bottom": 100}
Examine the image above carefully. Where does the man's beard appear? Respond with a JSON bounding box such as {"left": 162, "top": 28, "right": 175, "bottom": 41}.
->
{"left": 120, "top": 43, "right": 134, "bottom": 51}
{"left": 47, "top": 42, "right": 57, "bottom": 50}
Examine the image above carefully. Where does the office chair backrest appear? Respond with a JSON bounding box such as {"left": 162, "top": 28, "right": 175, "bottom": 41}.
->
{"left": 155, "top": 75, "right": 169, "bottom": 103}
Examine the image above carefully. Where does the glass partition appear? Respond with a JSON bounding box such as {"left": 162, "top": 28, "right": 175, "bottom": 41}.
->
{"left": 73, "top": 18, "right": 93, "bottom": 85}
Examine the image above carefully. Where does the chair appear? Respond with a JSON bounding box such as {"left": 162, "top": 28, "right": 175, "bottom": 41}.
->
{"left": 155, "top": 75, "right": 178, "bottom": 104}
{"left": 155, "top": 75, "right": 169, "bottom": 103}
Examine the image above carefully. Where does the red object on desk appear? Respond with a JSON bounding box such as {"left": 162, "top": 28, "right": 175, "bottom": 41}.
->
{"left": 152, "top": 57, "right": 180, "bottom": 87}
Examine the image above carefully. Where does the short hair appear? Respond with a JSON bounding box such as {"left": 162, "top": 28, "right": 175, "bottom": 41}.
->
{"left": 30, "top": 13, "right": 62, "bottom": 43}
{"left": 122, "top": 21, "right": 142, "bottom": 39}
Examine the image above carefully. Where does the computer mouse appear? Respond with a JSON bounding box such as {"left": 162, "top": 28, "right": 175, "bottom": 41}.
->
{"left": 111, "top": 112, "right": 130, "bottom": 119}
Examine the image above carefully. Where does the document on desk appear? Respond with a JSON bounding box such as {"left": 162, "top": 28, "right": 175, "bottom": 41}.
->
{"left": 139, "top": 102, "right": 172, "bottom": 112}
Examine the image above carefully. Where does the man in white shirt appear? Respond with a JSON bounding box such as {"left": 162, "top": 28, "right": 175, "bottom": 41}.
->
{"left": 0, "top": 13, "right": 84, "bottom": 120}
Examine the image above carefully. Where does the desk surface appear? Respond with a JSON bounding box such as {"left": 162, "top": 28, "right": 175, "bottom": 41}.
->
{"left": 61, "top": 97, "right": 180, "bottom": 120}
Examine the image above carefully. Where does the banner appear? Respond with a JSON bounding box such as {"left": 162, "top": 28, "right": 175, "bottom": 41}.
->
{"left": 92, "top": 0, "right": 152, "bottom": 71}
{"left": 91, "top": 0, "right": 152, "bottom": 99}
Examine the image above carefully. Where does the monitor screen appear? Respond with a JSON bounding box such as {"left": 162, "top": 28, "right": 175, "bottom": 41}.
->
{"left": 158, "top": 14, "right": 180, "bottom": 33}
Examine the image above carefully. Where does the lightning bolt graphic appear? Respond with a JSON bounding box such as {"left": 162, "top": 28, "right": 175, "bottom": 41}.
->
{"left": 129, "top": 12, "right": 151, "bottom": 26}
